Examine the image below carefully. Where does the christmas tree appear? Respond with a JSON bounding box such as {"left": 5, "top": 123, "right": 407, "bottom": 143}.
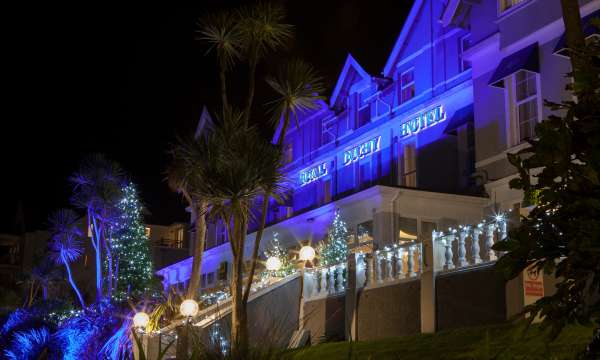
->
{"left": 110, "top": 182, "right": 154, "bottom": 301}
{"left": 262, "top": 232, "right": 294, "bottom": 278}
{"left": 318, "top": 209, "right": 349, "bottom": 266}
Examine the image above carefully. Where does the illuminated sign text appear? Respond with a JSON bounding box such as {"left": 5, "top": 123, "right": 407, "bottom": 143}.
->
{"left": 299, "top": 163, "right": 328, "bottom": 186}
{"left": 400, "top": 105, "right": 446, "bottom": 138}
{"left": 343, "top": 136, "right": 381, "bottom": 166}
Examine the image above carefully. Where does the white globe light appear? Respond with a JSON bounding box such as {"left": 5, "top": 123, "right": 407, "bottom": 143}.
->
{"left": 299, "top": 245, "right": 315, "bottom": 261}
{"left": 180, "top": 299, "right": 199, "bottom": 318}
{"left": 265, "top": 256, "right": 282, "bottom": 271}
{"left": 132, "top": 312, "right": 149, "bottom": 329}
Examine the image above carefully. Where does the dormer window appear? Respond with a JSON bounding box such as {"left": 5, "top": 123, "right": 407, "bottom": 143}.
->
{"left": 400, "top": 69, "right": 415, "bottom": 104}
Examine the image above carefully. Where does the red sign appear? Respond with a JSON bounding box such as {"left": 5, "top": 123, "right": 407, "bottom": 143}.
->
{"left": 524, "top": 267, "right": 544, "bottom": 298}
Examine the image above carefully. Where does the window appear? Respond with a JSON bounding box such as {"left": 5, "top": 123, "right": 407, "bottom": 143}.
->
{"left": 357, "top": 103, "right": 370, "bottom": 128}
{"left": 322, "top": 118, "right": 336, "bottom": 145}
{"left": 175, "top": 227, "right": 184, "bottom": 248}
{"left": 284, "top": 143, "right": 293, "bottom": 164}
{"left": 402, "top": 142, "right": 417, "bottom": 188}
{"left": 400, "top": 69, "right": 415, "bottom": 104}
{"left": 498, "top": 0, "right": 526, "bottom": 14}
{"left": 207, "top": 272, "right": 215, "bottom": 286}
{"left": 357, "top": 221, "right": 373, "bottom": 244}
{"left": 216, "top": 221, "right": 227, "bottom": 246}
{"left": 144, "top": 227, "right": 151, "bottom": 238}
{"left": 506, "top": 70, "right": 540, "bottom": 146}
{"left": 323, "top": 178, "right": 332, "bottom": 204}
{"left": 459, "top": 34, "right": 471, "bottom": 72}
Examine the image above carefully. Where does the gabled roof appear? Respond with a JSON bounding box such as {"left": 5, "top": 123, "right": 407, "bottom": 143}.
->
{"left": 330, "top": 54, "right": 372, "bottom": 109}
{"left": 194, "top": 106, "right": 214, "bottom": 139}
{"left": 382, "top": 0, "right": 425, "bottom": 77}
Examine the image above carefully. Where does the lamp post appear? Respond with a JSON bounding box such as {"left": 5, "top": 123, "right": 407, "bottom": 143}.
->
{"left": 297, "top": 244, "right": 316, "bottom": 331}
{"left": 177, "top": 299, "right": 199, "bottom": 357}
{"left": 132, "top": 311, "right": 149, "bottom": 358}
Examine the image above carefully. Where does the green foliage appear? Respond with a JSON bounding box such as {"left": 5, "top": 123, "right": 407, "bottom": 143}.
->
{"left": 318, "top": 210, "right": 350, "bottom": 266}
{"left": 493, "top": 37, "right": 600, "bottom": 337}
{"left": 110, "top": 183, "right": 155, "bottom": 302}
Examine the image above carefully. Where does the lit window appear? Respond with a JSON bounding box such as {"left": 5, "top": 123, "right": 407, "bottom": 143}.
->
{"left": 459, "top": 34, "right": 471, "bottom": 72}
{"left": 176, "top": 228, "right": 184, "bottom": 248}
{"left": 145, "top": 227, "right": 151, "bottom": 237}
{"left": 400, "top": 69, "right": 415, "bottom": 104}
{"left": 506, "top": 70, "right": 540, "bottom": 146}
{"left": 402, "top": 142, "right": 417, "bottom": 188}
{"left": 498, "top": 0, "right": 526, "bottom": 14}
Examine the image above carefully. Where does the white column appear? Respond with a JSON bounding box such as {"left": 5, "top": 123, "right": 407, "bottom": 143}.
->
{"left": 472, "top": 225, "right": 482, "bottom": 264}
{"left": 396, "top": 247, "right": 405, "bottom": 279}
{"left": 336, "top": 264, "right": 345, "bottom": 292}
{"left": 458, "top": 227, "right": 469, "bottom": 267}
{"left": 444, "top": 233, "right": 455, "bottom": 270}
{"left": 407, "top": 245, "right": 416, "bottom": 277}
{"left": 485, "top": 223, "right": 497, "bottom": 261}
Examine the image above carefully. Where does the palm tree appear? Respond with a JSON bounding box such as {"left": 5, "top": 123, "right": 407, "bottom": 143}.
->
{"left": 48, "top": 209, "right": 86, "bottom": 308}
{"left": 70, "top": 154, "right": 124, "bottom": 302}
{"left": 25, "top": 258, "right": 60, "bottom": 307}
{"left": 242, "top": 59, "right": 325, "bottom": 303}
{"left": 167, "top": 138, "right": 209, "bottom": 301}
{"left": 190, "top": 108, "right": 285, "bottom": 357}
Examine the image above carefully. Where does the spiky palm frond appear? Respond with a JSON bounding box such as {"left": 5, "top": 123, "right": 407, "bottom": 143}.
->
{"left": 238, "top": 2, "right": 294, "bottom": 61}
{"left": 48, "top": 209, "right": 84, "bottom": 265}
{"left": 266, "top": 58, "right": 326, "bottom": 125}
{"left": 188, "top": 107, "right": 287, "bottom": 222}
{"left": 197, "top": 9, "right": 243, "bottom": 71}
{"left": 69, "top": 154, "right": 124, "bottom": 221}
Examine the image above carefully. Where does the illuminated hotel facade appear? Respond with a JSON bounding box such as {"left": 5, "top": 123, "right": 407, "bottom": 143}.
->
{"left": 158, "top": 0, "right": 600, "bottom": 292}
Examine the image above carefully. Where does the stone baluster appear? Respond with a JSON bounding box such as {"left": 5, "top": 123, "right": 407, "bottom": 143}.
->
{"left": 303, "top": 270, "right": 313, "bottom": 300}
{"left": 366, "top": 254, "right": 375, "bottom": 286}
{"left": 328, "top": 266, "right": 336, "bottom": 293}
{"left": 396, "top": 247, "right": 405, "bottom": 279}
{"left": 335, "top": 264, "right": 345, "bottom": 292}
{"left": 407, "top": 245, "right": 416, "bottom": 277}
{"left": 375, "top": 251, "right": 383, "bottom": 283}
{"left": 485, "top": 223, "right": 497, "bottom": 261}
{"left": 320, "top": 268, "right": 328, "bottom": 296}
{"left": 386, "top": 251, "right": 394, "bottom": 281}
{"left": 472, "top": 225, "right": 482, "bottom": 264}
{"left": 417, "top": 242, "right": 423, "bottom": 274}
{"left": 499, "top": 219, "right": 507, "bottom": 241}
{"left": 458, "top": 227, "right": 469, "bottom": 267}
{"left": 444, "top": 232, "right": 455, "bottom": 270}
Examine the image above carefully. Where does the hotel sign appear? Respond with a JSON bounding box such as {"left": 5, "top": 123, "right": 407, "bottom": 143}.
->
{"left": 343, "top": 136, "right": 381, "bottom": 166}
{"left": 299, "top": 162, "right": 327, "bottom": 186}
{"left": 400, "top": 105, "right": 446, "bottom": 138}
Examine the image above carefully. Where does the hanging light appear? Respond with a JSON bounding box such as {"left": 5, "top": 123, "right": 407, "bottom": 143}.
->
{"left": 180, "top": 299, "right": 199, "bottom": 318}
{"left": 265, "top": 256, "right": 282, "bottom": 271}
{"left": 299, "top": 245, "right": 316, "bottom": 262}
{"left": 132, "top": 312, "right": 149, "bottom": 330}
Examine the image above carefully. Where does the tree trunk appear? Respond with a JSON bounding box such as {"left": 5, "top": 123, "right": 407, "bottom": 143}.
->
{"left": 219, "top": 68, "right": 229, "bottom": 111}
{"left": 243, "top": 57, "right": 258, "bottom": 126}
{"left": 559, "top": 0, "right": 586, "bottom": 82}
{"left": 230, "top": 208, "right": 248, "bottom": 358}
{"left": 243, "top": 196, "right": 269, "bottom": 303}
{"left": 277, "top": 108, "right": 292, "bottom": 147}
{"left": 91, "top": 214, "right": 103, "bottom": 302}
{"left": 63, "top": 253, "right": 86, "bottom": 308}
{"left": 187, "top": 200, "right": 207, "bottom": 300}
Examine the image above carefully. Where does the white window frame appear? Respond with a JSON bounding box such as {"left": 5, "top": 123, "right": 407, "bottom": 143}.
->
{"left": 459, "top": 34, "right": 471, "bottom": 73}
{"left": 402, "top": 141, "right": 417, "bottom": 188}
{"left": 504, "top": 70, "right": 542, "bottom": 148}
{"left": 498, "top": 0, "right": 527, "bottom": 15}
{"left": 400, "top": 68, "right": 415, "bottom": 104}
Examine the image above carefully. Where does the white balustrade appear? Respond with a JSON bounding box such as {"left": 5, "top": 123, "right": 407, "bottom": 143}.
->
{"left": 485, "top": 223, "right": 496, "bottom": 261}
{"left": 458, "top": 227, "right": 469, "bottom": 267}
{"left": 472, "top": 225, "right": 482, "bottom": 264}
{"left": 376, "top": 251, "right": 384, "bottom": 283}
{"left": 319, "top": 268, "right": 328, "bottom": 296}
{"left": 328, "top": 266, "right": 335, "bottom": 293}
{"left": 444, "top": 232, "right": 455, "bottom": 270}
{"left": 385, "top": 250, "right": 394, "bottom": 281}
{"left": 335, "top": 264, "right": 345, "bottom": 292}
{"left": 396, "top": 247, "right": 405, "bottom": 279}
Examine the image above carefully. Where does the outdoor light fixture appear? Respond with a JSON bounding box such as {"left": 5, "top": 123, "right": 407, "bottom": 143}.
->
{"left": 265, "top": 256, "right": 282, "bottom": 271}
{"left": 132, "top": 311, "right": 149, "bottom": 330}
{"left": 180, "top": 299, "right": 199, "bottom": 318}
{"left": 299, "top": 245, "right": 316, "bottom": 262}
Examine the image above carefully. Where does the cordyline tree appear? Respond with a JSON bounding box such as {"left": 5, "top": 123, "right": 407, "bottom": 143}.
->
{"left": 70, "top": 154, "right": 124, "bottom": 302}
{"left": 192, "top": 2, "right": 324, "bottom": 356}
{"left": 493, "top": 2, "right": 600, "bottom": 346}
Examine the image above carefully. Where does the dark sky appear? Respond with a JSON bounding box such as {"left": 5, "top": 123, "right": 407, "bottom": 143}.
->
{"left": 1, "top": 1, "right": 412, "bottom": 233}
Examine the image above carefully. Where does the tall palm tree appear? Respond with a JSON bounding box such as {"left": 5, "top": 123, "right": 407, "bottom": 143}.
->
{"left": 48, "top": 209, "right": 86, "bottom": 308}
{"left": 167, "top": 138, "right": 209, "bottom": 301}
{"left": 70, "top": 154, "right": 124, "bottom": 302}
{"left": 242, "top": 59, "right": 325, "bottom": 303}
{"left": 190, "top": 108, "right": 285, "bottom": 357}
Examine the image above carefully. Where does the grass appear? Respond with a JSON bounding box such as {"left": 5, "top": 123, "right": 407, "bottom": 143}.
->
{"left": 282, "top": 322, "right": 593, "bottom": 360}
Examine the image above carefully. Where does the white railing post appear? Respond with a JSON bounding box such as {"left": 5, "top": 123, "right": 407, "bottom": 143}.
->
{"left": 458, "top": 227, "right": 469, "bottom": 267}
{"left": 396, "top": 247, "right": 405, "bottom": 279}
{"left": 472, "top": 225, "right": 482, "bottom": 264}
{"left": 375, "top": 251, "right": 383, "bottom": 283}
{"left": 336, "top": 264, "right": 344, "bottom": 292}
{"left": 386, "top": 250, "right": 394, "bottom": 280}
{"left": 366, "top": 254, "right": 375, "bottom": 286}
{"left": 485, "top": 223, "right": 497, "bottom": 261}
{"left": 320, "top": 268, "right": 328, "bottom": 296}
{"left": 407, "top": 245, "right": 416, "bottom": 277}
{"left": 303, "top": 269, "right": 313, "bottom": 300}
{"left": 328, "top": 266, "right": 336, "bottom": 294}
{"left": 444, "top": 232, "right": 455, "bottom": 270}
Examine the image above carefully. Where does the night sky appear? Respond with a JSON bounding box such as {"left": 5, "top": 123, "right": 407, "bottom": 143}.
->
{"left": 1, "top": 1, "right": 411, "bottom": 233}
